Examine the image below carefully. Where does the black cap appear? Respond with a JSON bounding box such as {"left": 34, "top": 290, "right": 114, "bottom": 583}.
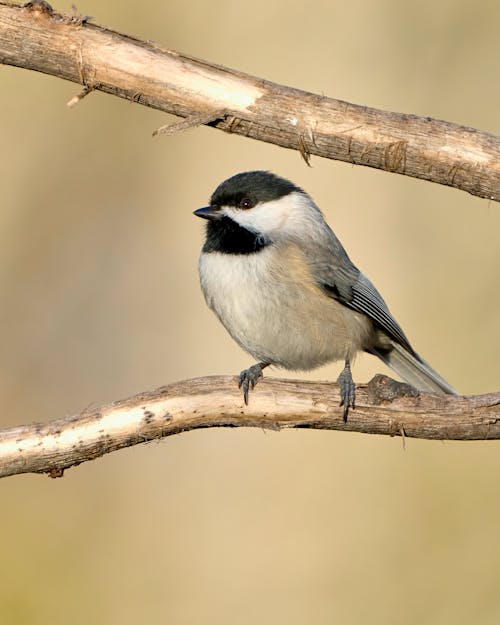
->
{"left": 210, "top": 171, "right": 301, "bottom": 208}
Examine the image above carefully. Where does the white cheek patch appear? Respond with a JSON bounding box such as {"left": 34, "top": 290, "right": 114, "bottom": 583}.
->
{"left": 221, "top": 192, "right": 311, "bottom": 237}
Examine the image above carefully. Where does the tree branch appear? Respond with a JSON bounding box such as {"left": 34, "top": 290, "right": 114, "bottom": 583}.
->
{"left": 1, "top": 375, "right": 499, "bottom": 479}
{"left": 1, "top": 1, "right": 499, "bottom": 201}
{"left": 1, "top": 3, "right": 499, "bottom": 480}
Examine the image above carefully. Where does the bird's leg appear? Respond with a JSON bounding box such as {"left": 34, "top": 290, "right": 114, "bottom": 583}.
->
{"left": 239, "top": 362, "right": 270, "bottom": 405}
{"left": 337, "top": 358, "right": 356, "bottom": 422}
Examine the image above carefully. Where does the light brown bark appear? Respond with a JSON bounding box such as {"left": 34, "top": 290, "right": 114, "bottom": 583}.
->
{"left": 1, "top": 375, "right": 499, "bottom": 479}
{"left": 0, "top": 1, "right": 498, "bottom": 201}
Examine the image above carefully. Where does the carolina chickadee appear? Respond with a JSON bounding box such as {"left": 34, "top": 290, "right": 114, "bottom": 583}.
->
{"left": 194, "top": 171, "right": 457, "bottom": 419}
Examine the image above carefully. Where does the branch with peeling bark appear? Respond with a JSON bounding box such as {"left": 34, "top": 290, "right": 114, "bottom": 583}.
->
{"left": 1, "top": 375, "right": 500, "bottom": 479}
{"left": 0, "top": 1, "right": 499, "bottom": 200}
{"left": 1, "top": 3, "right": 499, "bottom": 479}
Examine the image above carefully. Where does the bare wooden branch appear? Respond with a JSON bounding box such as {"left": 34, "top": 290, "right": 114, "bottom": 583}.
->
{"left": 1, "top": 1, "right": 499, "bottom": 200}
{"left": 1, "top": 375, "right": 499, "bottom": 479}
{"left": 1, "top": 4, "right": 499, "bottom": 480}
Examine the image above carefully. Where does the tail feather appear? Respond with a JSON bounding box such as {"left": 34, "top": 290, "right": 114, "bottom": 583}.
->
{"left": 371, "top": 341, "right": 458, "bottom": 395}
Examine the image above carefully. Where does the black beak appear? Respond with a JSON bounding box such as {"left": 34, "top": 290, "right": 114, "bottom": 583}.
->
{"left": 193, "top": 206, "right": 221, "bottom": 221}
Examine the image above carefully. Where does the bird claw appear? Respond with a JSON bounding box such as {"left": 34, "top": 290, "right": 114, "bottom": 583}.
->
{"left": 239, "top": 364, "right": 264, "bottom": 405}
{"left": 337, "top": 364, "right": 356, "bottom": 422}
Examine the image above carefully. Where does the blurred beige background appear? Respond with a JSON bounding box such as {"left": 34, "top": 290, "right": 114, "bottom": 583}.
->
{"left": 1, "top": 1, "right": 499, "bottom": 623}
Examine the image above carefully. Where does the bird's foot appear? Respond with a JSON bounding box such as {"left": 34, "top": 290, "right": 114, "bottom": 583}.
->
{"left": 337, "top": 361, "right": 356, "bottom": 422}
{"left": 238, "top": 362, "right": 268, "bottom": 405}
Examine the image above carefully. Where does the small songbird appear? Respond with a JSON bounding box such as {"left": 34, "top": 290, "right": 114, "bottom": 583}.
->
{"left": 194, "top": 171, "right": 457, "bottom": 419}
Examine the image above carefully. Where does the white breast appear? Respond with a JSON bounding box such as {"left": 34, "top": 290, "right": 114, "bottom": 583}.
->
{"left": 198, "top": 245, "right": 372, "bottom": 370}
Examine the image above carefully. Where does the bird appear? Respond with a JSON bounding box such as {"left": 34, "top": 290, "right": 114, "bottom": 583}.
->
{"left": 194, "top": 170, "right": 457, "bottom": 419}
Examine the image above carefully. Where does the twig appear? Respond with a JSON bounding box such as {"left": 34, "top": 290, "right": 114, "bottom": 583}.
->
{"left": 1, "top": 375, "right": 499, "bottom": 479}
{"left": 66, "top": 84, "right": 94, "bottom": 107}
{"left": 153, "top": 108, "right": 233, "bottom": 137}
{"left": 0, "top": 1, "right": 498, "bottom": 200}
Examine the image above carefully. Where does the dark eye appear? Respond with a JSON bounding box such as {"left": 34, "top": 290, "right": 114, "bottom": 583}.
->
{"left": 239, "top": 197, "right": 255, "bottom": 210}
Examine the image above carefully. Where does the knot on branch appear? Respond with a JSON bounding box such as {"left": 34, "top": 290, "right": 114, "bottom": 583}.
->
{"left": 367, "top": 374, "right": 420, "bottom": 404}
{"left": 23, "top": 0, "right": 53, "bottom": 16}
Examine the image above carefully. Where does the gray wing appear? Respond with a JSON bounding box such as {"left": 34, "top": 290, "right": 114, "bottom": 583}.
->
{"left": 302, "top": 222, "right": 458, "bottom": 394}
{"left": 342, "top": 272, "right": 415, "bottom": 355}
{"left": 309, "top": 231, "right": 416, "bottom": 356}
